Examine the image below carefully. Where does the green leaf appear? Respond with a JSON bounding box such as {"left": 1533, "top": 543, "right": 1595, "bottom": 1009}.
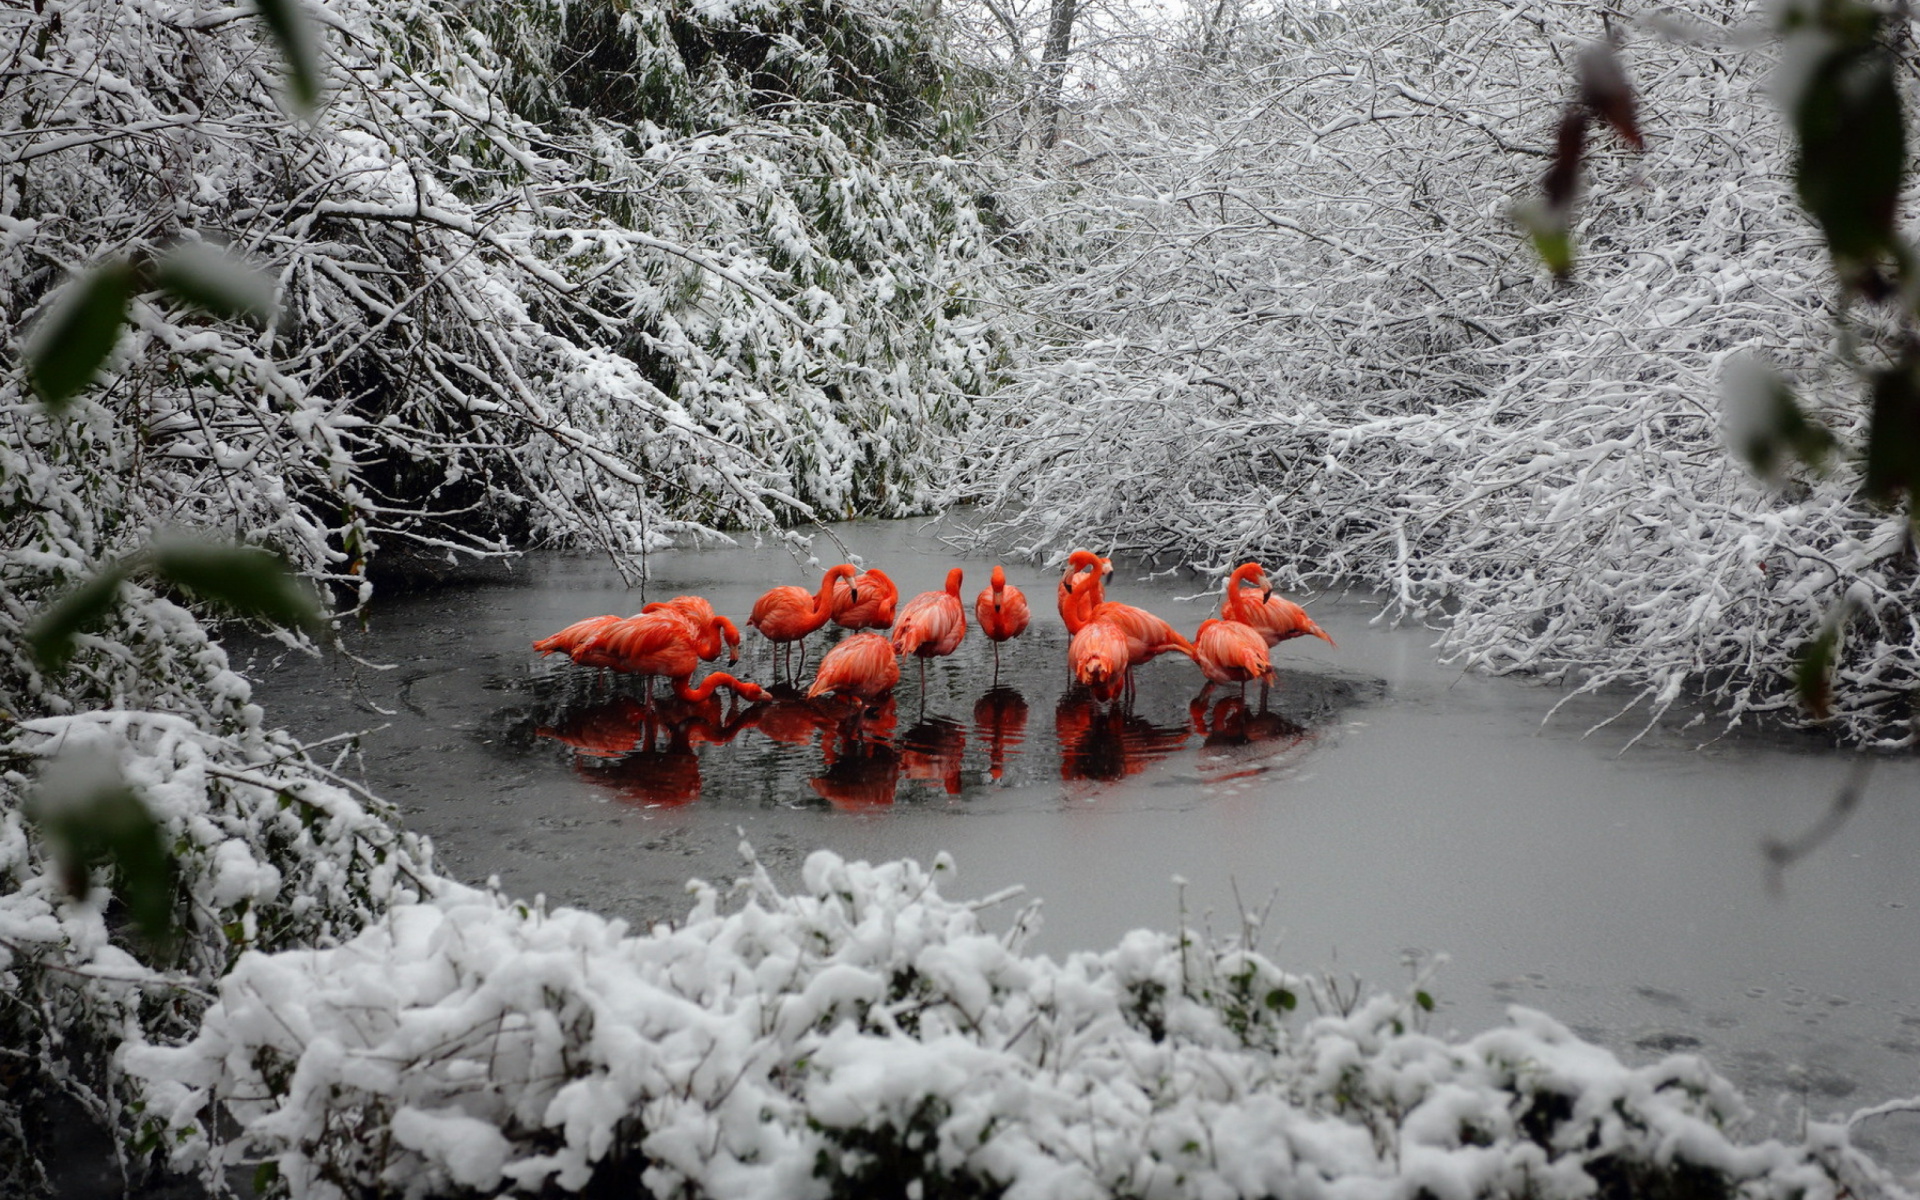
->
{"left": 252, "top": 1161, "right": 281, "bottom": 1195}
{"left": 1415, "top": 989, "right": 1435, "bottom": 1012}
{"left": 1720, "top": 358, "right": 1836, "bottom": 482}
{"left": 252, "top": 0, "right": 323, "bottom": 114}
{"left": 26, "top": 261, "right": 136, "bottom": 412}
{"left": 1865, "top": 360, "right": 1920, "bottom": 505}
{"left": 1795, "top": 604, "right": 1852, "bottom": 721}
{"left": 1264, "top": 986, "right": 1297, "bottom": 1012}
{"left": 1789, "top": 29, "right": 1906, "bottom": 285}
{"left": 148, "top": 536, "right": 324, "bottom": 633}
{"left": 28, "top": 565, "right": 130, "bottom": 673}
{"left": 1511, "top": 199, "right": 1573, "bottom": 281}
{"left": 28, "top": 749, "right": 178, "bottom": 951}
{"left": 154, "top": 243, "right": 278, "bottom": 326}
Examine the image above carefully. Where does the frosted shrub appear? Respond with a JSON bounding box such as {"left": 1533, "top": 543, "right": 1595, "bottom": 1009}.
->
{"left": 1, "top": 0, "right": 1006, "bottom": 1187}
{"left": 132, "top": 849, "right": 1907, "bottom": 1199}
{"left": 964, "top": 0, "right": 1917, "bottom": 744}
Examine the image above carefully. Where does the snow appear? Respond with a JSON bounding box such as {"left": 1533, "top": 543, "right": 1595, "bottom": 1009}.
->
{"left": 121, "top": 850, "right": 1911, "bottom": 1199}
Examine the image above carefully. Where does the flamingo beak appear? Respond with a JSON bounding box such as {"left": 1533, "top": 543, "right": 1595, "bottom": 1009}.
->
{"left": 1260, "top": 587, "right": 1273, "bottom": 603}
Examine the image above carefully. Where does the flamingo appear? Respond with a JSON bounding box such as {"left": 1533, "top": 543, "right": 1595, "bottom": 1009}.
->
{"left": 1194, "top": 617, "right": 1276, "bottom": 698}
{"left": 890, "top": 568, "right": 967, "bottom": 690}
{"left": 576, "top": 612, "right": 772, "bottom": 702}
{"left": 1056, "top": 550, "right": 1112, "bottom": 634}
{"left": 974, "top": 565, "right": 1030, "bottom": 676}
{"left": 831, "top": 567, "right": 899, "bottom": 631}
{"left": 807, "top": 632, "right": 901, "bottom": 704}
{"left": 1065, "top": 570, "right": 1197, "bottom": 670}
{"left": 1220, "top": 562, "right": 1336, "bottom": 648}
{"left": 532, "top": 614, "right": 625, "bottom": 661}
{"left": 643, "top": 595, "right": 741, "bottom": 663}
{"left": 749, "top": 563, "right": 859, "bottom": 681}
{"left": 1067, "top": 618, "right": 1132, "bottom": 703}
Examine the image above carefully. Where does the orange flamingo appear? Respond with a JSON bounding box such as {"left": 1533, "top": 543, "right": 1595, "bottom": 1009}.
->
{"left": 891, "top": 568, "right": 967, "bottom": 688}
{"left": 750, "top": 563, "right": 860, "bottom": 681}
{"left": 643, "top": 595, "right": 741, "bottom": 663}
{"left": 1056, "top": 550, "right": 1112, "bottom": 634}
{"left": 1194, "top": 617, "right": 1276, "bottom": 696}
{"left": 576, "top": 612, "right": 772, "bottom": 702}
{"left": 1066, "top": 570, "right": 1197, "bottom": 671}
{"left": 974, "top": 565, "right": 1030, "bottom": 675}
{"left": 831, "top": 568, "right": 899, "bottom": 631}
{"left": 807, "top": 632, "right": 901, "bottom": 704}
{"left": 1220, "top": 563, "right": 1336, "bottom": 648}
{"left": 532, "top": 614, "right": 626, "bottom": 662}
{"left": 1068, "top": 618, "right": 1132, "bottom": 703}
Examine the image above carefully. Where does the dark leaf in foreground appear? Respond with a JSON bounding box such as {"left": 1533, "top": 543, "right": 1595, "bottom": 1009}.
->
{"left": 29, "top": 751, "right": 178, "bottom": 951}
{"left": 27, "top": 566, "right": 131, "bottom": 673}
{"left": 149, "top": 536, "right": 325, "bottom": 633}
{"left": 26, "top": 261, "right": 136, "bottom": 412}
{"left": 252, "top": 0, "right": 323, "bottom": 113}
{"left": 154, "top": 242, "right": 278, "bottom": 325}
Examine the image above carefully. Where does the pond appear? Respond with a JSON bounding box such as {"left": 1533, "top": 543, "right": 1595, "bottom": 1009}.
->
{"left": 244, "top": 516, "right": 1920, "bottom": 1169}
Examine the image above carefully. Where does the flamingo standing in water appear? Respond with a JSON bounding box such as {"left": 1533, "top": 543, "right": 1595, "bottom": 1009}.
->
{"left": 1193, "top": 617, "right": 1276, "bottom": 702}
{"left": 1067, "top": 619, "right": 1132, "bottom": 703}
{"left": 831, "top": 568, "right": 899, "bottom": 632}
{"left": 643, "top": 595, "right": 741, "bottom": 663}
{"left": 1220, "top": 562, "right": 1336, "bottom": 648}
{"left": 974, "top": 565, "right": 1030, "bottom": 677}
{"left": 1064, "top": 569, "right": 1197, "bottom": 673}
{"left": 749, "top": 563, "right": 859, "bottom": 682}
{"left": 1056, "top": 550, "right": 1112, "bottom": 634}
{"left": 573, "top": 611, "right": 772, "bottom": 702}
{"left": 891, "top": 568, "right": 967, "bottom": 692}
{"left": 807, "top": 632, "right": 901, "bottom": 704}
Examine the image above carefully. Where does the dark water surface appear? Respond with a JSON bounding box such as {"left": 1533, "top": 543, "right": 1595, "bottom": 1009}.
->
{"left": 245, "top": 517, "right": 1920, "bottom": 1164}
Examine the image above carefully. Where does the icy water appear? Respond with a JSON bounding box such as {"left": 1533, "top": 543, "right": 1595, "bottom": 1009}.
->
{"left": 245, "top": 517, "right": 1920, "bottom": 1166}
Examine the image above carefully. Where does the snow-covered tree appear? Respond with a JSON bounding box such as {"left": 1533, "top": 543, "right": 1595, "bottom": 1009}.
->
{"left": 962, "top": 0, "right": 1920, "bottom": 746}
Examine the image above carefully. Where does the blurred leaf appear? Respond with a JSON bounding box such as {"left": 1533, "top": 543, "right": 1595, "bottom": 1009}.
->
{"left": 1720, "top": 358, "right": 1836, "bottom": 482}
{"left": 29, "top": 750, "right": 178, "bottom": 950}
{"left": 1415, "top": 989, "right": 1435, "bottom": 1012}
{"left": 149, "top": 536, "right": 325, "bottom": 633}
{"left": 1543, "top": 109, "right": 1587, "bottom": 211}
{"left": 1577, "top": 42, "right": 1644, "bottom": 151}
{"left": 1795, "top": 601, "right": 1852, "bottom": 721}
{"left": 26, "top": 261, "right": 136, "bottom": 412}
{"left": 27, "top": 565, "right": 130, "bottom": 674}
{"left": 154, "top": 243, "right": 278, "bottom": 326}
{"left": 1864, "top": 360, "right": 1920, "bottom": 504}
{"left": 1511, "top": 199, "right": 1573, "bottom": 281}
{"left": 1790, "top": 35, "right": 1905, "bottom": 280}
{"left": 252, "top": 0, "right": 323, "bottom": 114}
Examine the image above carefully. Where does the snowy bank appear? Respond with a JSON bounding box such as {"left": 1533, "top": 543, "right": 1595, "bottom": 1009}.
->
{"left": 132, "top": 849, "right": 1910, "bottom": 1200}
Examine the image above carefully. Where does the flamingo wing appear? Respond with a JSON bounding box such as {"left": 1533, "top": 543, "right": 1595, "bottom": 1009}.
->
{"left": 809, "top": 632, "right": 901, "bottom": 700}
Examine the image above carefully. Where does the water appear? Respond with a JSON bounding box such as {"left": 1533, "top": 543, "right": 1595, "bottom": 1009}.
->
{"left": 244, "top": 517, "right": 1920, "bottom": 1166}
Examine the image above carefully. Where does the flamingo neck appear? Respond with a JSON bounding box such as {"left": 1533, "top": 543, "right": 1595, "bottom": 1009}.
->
{"left": 675, "top": 672, "right": 750, "bottom": 702}
{"left": 945, "top": 568, "right": 964, "bottom": 597}
{"left": 1224, "top": 564, "right": 1263, "bottom": 621}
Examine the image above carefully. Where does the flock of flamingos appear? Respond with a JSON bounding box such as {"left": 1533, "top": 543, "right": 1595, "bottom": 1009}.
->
{"left": 532, "top": 552, "right": 1336, "bottom": 710}
{"left": 528, "top": 553, "right": 1337, "bottom": 806}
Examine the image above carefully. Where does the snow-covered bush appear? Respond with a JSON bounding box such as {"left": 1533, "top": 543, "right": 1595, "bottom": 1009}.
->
{"left": 131, "top": 849, "right": 1908, "bottom": 1199}
{"left": 2, "top": 0, "right": 1007, "bottom": 1187}
{"left": 961, "top": 0, "right": 1920, "bottom": 745}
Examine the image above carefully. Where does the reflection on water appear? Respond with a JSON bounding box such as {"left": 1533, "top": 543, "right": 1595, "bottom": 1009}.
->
{"left": 518, "top": 665, "right": 1323, "bottom": 809}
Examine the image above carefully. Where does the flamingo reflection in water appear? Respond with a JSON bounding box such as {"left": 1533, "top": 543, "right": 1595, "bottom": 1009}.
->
{"left": 899, "top": 716, "right": 967, "bottom": 795}
{"left": 972, "top": 687, "right": 1028, "bottom": 783}
{"left": 536, "top": 693, "right": 758, "bottom": 808}
{"left": 1054, "top": 688, "right": 1191, "bottom": 783}
{"left": 1189, "top": 694, "right": 1313, "bottom": 784}
{"left": 809, "top": 695, "right": 901, "bottom": 810}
